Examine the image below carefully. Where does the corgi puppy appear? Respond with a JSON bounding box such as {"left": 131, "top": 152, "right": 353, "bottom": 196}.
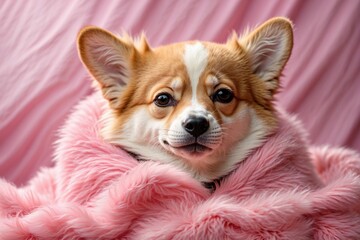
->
{"left": 77, "top": 17, "right": 293, "bottom": 183}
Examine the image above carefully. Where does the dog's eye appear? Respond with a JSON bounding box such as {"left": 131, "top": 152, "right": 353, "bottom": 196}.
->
{"left": 211, "top": 88, "right": 234, "bottom": 103}
{"left": 154, "top": 93, "right": 175, "bottom": 107}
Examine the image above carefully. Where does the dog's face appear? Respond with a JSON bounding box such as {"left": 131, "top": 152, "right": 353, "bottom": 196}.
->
{"left": 77, "top": 17, "right": 293, "bottom": 181}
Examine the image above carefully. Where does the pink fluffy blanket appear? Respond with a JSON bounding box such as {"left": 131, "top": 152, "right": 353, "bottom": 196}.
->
{"left": 1, "top": 92, "right": 360, "bottom": 239}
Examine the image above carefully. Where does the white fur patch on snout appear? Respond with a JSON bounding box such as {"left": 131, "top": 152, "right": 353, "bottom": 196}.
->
{"left": 163, "top": 106, "right": 222, "bottom": 151}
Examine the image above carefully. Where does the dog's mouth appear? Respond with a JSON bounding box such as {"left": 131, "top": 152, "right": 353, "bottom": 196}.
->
{"left": 163, "top": 140, "right": 212, "bottom": 157}
{"left": 174, "top": 143, "right": 211, "bottom": 153}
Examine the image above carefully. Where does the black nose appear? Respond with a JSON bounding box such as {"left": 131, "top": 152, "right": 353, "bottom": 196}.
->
{"left": 182, "top": 116, "right": 209, "bottom": 137}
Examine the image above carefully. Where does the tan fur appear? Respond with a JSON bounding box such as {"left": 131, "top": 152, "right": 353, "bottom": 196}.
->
{"left": 77, "top": 17, "right": 293, "bottom": 181}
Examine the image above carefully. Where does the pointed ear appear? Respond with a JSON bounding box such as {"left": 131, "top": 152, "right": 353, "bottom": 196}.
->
{"left": 77, "top": 27, "right": 136, "bottom": 109}
{"left": 240, "top": 17, "right": 293, "bottom": 92}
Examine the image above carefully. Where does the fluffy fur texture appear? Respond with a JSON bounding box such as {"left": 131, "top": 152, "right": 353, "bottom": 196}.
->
{"left": 1, "top": 92, "right": 359, "bottom": 239}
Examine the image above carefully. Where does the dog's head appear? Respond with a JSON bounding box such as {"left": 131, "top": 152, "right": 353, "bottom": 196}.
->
{"left": 77, "top": 17, "right": 293, "bottom": 181}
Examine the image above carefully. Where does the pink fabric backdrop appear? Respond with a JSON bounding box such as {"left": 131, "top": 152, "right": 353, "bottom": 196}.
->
{"left": 1, "top": 0, "right": 359, "bottom": 186}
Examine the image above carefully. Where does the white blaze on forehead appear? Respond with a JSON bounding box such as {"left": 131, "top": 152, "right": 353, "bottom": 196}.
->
{"left": 184, "top": 42, "right": 208, "bottom": 103}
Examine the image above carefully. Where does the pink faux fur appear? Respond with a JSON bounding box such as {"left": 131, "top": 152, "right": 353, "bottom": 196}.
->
{"left": 1, "top": 92, "right": 360, "bottom": 239}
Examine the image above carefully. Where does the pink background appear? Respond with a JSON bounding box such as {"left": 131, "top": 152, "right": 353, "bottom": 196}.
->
{"left": 1, "top": 0, "right": 359, "bottom": 186}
